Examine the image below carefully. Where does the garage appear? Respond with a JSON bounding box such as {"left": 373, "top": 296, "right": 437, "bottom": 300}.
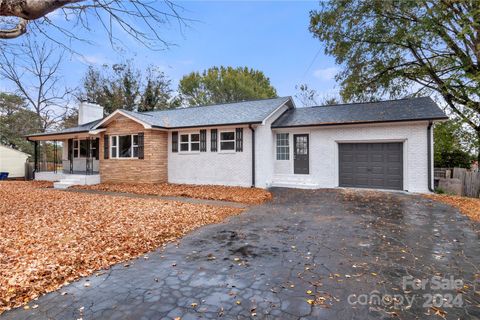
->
{"left": 339, "top": 142, "right": 403, "bottom": 190}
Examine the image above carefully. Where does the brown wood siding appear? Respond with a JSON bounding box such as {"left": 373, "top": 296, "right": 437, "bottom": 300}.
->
{"left": 99, "top": 116, "right": 167, "bottom": 183}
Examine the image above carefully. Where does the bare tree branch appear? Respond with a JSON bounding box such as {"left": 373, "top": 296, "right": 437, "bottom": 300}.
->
{"left": 0, "top": 0, "right": 190, "bottom": 52}
{"left": 0, "top": 37, "right": 71, "bottom": 131}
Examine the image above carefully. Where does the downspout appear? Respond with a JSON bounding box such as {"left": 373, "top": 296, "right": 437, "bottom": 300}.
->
{"left": 33, "top": 140, "right": 38, "bottom": 180}
{"left": 249, "top": 124, "right": 256, "bottom": 187}
{"left": 427, "top": 121, "right": 434, "bottom": 192}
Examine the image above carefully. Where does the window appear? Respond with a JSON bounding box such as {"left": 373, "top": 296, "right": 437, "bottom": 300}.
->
{"left": 180, "top": 134, "right": 189, "bottom": 152}
{"left": 179, "top": 133, "right": 200, "bottom": 152}
{"left": 73, "top": 139, "right": 95, "bottom": 158}
{"left": 220, "top": 131, "right": 235, "bottom": 151}
{"left": 119, "top": 135, "right": 132, "bottom": 157}
{"left": 276, "top": 133, "right": 289, "bottom": 160}
{"left": 110, "top": 134, "right": 138, "bottom": 158}
{"left": 91, "top": 139, "right": 98, "bottom": 159}
{"left": 73, "top": 140, "right": 79, "bottom": 158}
{"left": 111, "top": 136, "right": 117, "bottom": 158}
{"left": 80, "top": 140, "right": 88, "bottom": 157}
{"left": 190, "top": 133, "right": 200, "bottom": 151}
{"left": 132, "top": 134, "right": 139, "bottom": 157}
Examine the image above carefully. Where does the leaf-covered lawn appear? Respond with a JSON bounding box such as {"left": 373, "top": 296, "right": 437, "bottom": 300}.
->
{"left": 0, "top": 181, "right": 242, "bottom": 313}
{"left": 74, "top": 182, "right": 272, "bottom": 204}
{"left": 425, "top": 194, "right": 480, "bottom": 222}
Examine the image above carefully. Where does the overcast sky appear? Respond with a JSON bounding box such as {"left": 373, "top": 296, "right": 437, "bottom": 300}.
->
{"left": 0, "top": 1, "right": 340, "bottom": 105}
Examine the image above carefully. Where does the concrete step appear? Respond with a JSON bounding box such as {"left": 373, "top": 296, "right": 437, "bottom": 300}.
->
{"left": 62, "top": 179, "right": 83, "bottom": 184}
{"left": 53, "top": 181, "right": 76, "bottom": 189}
{"left": 270, "top": 181, "right": 318, "bottom": 189}
{"left": 271, "top": 174, "right": 318, "bottom": 189}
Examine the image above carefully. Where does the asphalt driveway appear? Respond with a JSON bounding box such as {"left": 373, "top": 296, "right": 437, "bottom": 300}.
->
{"left": 2, "top": 188, "right": 479, "bottom": 320}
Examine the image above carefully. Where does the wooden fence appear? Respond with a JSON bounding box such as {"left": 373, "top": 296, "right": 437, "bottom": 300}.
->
{"left": 435, "top": 167, "right": 480, "bottom": 198}
{"left": 452, "top": 168, "right": 480, "bottom": 198}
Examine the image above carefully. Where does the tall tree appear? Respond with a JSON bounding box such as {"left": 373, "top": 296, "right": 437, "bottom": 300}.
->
{"left": 0, "top": 37, "right": 71, "bottom": 131}
{"left": 309, "top": 0, "right": 480, "bottom": 161}
{"left": 0, "top": 1, "right": 186, "bottom": 51}
{"left": 178, "top": 66, "right": 278, "bottom": 106}
{"left": 80, "top": 62, "right": 177, "bottom": 114}
{"left": 80, "top": 62, "right": 139, "bottom": 114}
{"left": 434, "top": 119, "right": 478, "bottom": 166}
{"left": 0, "top": 92, "right": 42, "bottom": 154}
{"left": 295, "top": 83, "right": 340, "bottom": 107}
{"left": 139, "top": 67, "right": 178, "bottom": 112}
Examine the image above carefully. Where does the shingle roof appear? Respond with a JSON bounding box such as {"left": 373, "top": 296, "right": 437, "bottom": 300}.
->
{"left": 271, "top": 97, "right": 447, "bottom": 128}
{"left": 26, "top": 119, "right": 102, "bottom": 138}
{"left": 118, "top": 96, "right": 292, "bottom": 129}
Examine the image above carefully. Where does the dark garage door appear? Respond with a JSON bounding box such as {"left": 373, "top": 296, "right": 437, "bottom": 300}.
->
{"left": 339, "top": 143, "right": 403, "bottom": 190}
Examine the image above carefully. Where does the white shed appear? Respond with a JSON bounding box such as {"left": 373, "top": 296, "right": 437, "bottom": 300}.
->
{"left": 0, "top": 144, "right": 30, "bottom": 178}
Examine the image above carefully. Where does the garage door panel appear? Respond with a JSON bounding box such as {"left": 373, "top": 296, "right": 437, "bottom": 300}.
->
{"left": 387, "top": 167, "right": 402, "bottom": 175}
{"left": 387, "top": 154, "right": 401, "bottom": 162}
{"left": 341, "top": 166, "right": 354, "bottom": 174}
{"left": 370, "top": 144, "right": 383, "bottom": 151}
{"left": 370, "top": 178, "right": 386, "bottom": 188}
{"left": 355, "top": 165, "right": 369, "bottom": 174}
{"left": 341, "top": 154, "right": 354, "bottom": 162}
{"left": 355, "top": 154, "right": 368, "bottom": 162}
{"left": 339, "top": 142, "right": 403, "bottom": 190}
{"left": 371, "top": 154, "right": 384, "bottom": 162}
{"left": 386, "top": 179, "right": 402, "bottom": 189}
{"left": 371, "top": 166, "right": 385, "bottom": 174}
{"left": 355, "top": 176, "right": 369, "bottom": 186}
{"left": 355, "top": 144, "right": 369, "bottom": 151}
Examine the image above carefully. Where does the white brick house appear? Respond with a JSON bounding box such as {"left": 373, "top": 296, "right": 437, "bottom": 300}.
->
{"left": 27, "top": 96, "right": 447, "bottom": 192}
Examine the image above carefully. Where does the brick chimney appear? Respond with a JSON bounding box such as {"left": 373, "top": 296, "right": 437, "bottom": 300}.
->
{"left": 78, "top": 101, "right": 104, "bottom": 125}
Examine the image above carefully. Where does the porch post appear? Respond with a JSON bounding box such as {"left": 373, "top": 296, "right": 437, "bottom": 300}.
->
{"left": 69, "top": 140, "right": 73, "bottom": 174}
{"left": 33, "top": 141, "right": 38, "bottom": 177}
{"left": 86, "top": 138, "right": 91, "bottom": 175}
{"left": 53, "top": 140, "right": 57, "bottom": 174}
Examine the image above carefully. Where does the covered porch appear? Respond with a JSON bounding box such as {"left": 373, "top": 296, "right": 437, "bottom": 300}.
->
{"left": 27, "top": 131, "right": 102, "bottom": 186}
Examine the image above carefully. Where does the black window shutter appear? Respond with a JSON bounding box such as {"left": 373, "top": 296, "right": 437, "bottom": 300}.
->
{"left": 95, "top": 138, "right": 100, "bottom": 160}
{"left": 68, "top": 139, "right": 73, "bottom": 160}
{"left": 104, "top": 135, "right": 109, "bottom": 159}
{"left": 138, "top": 132, "right": 144, "bottom": 159}
{"left": 172, "top": 131, "right": 178, "bottom": 152}
{"left": 211, "top": 129, "right": 218, "bottom": 152}
{"left": 200, "top": 129, "right": 207, "bottom": 152}
{"left": 236, "top": 128, "right": 243, "bottom": 152}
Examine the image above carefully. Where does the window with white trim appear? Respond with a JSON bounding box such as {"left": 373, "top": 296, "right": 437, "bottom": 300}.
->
{"left": 276, "top": 133, "right": 289, "bottom": 160}
{"left": 73, "top": 140, "right": 79, "bottom": 158}
{"left": 110, "top": 134, "right": 139, "bottom": 158}
{"left": 179, "top": 133, "right": 200, "bottom": 152}
{"left": 220, "top": 131, "right": 235, "bottom": 151}
{"left": 73, "top": 139, "right": 95, "bottom": 158}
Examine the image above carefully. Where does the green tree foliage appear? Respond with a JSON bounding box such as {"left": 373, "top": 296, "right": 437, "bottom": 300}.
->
{"left": 178, "top": 66, "right": 278, "bottom": 106}
{"left": 80, "top": 63, "right": 139, "bottom": 114}
{"left": 139, "top": 67, "right": 179, "bottom": 112}
{"left": 436, "top": 149, "right": 473, "bottom": 169}
{"left": 0, "top": 93, "right": 42, "bottom": 154}
{"left": 80, "top": 63, "right": 177, "bottom": 115}
{"left": 434, "top": 120, "right": 477, "bottom": 168}
{"left": 60, "top": 109, "right": 79, "bottom": 129}
{"left": 310, "top": 1, "right": 480, "bottom": 161}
